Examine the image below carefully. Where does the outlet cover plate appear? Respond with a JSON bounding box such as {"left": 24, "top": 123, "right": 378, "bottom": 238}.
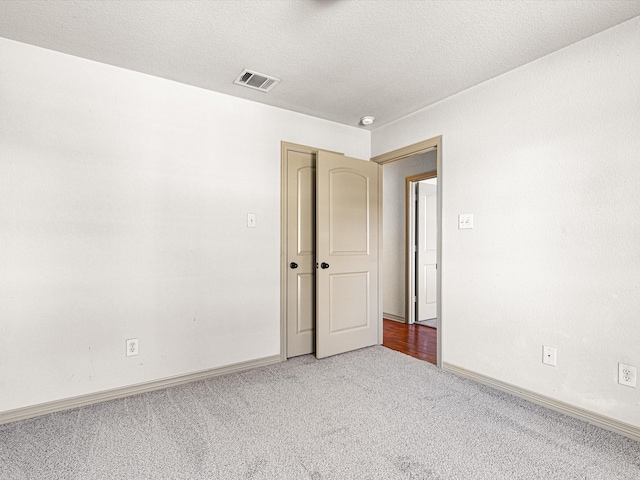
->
{"left": 126, "top": 338, "right": 139, "bottom": 357}
{"left": 458, "top": 214, "right": 473, "bottom": 229}
{"left": 618, "top": 363, "right": 637, "bottom": 388}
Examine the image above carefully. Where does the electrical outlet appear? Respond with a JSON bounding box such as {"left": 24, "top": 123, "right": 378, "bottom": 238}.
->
{"left": 542, "top": 345, "right": 557, "bottom": 366}
{"left": 618, "top": 363, "right": 637, "bottom": 388}
{"left": 458, "top": 214, "right": 473, "bottom": 229}
{"left": 126, "top": 338, "right": 139, "bottom": 357}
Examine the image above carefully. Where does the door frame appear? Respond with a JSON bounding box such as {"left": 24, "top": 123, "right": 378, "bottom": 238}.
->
{"left": 371, "top": 135, "right": 442, "bottom": 367}
{"left": 406, "top": 171, "right": 437, "bottom": 325}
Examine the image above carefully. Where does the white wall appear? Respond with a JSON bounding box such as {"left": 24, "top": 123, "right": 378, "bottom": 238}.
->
{"left": 0, "top": 38, "right": 370, "bottom": 413}
{"left": 382, "top": 151, "right": 437, "bottom": 319}
{"left": 372, "top": 17, "right": 640, "bottom": 427}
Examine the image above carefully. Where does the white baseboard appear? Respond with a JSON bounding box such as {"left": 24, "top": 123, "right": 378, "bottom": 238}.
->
{"left": 443, "top": 362, "right": 640, "bottom": 443}
{"left": 384, "top": 313, "right": 405, "bottom": 323}
{"left": 0, "top": 354, "right": 282, "bottom": 425}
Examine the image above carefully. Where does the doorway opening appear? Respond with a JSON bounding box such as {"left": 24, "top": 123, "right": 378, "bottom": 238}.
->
{"left": 280, "top": 137, "right": 442, "bottom": 366}
{"left": 373, "top": 136, "right": 442, "bottom": 367}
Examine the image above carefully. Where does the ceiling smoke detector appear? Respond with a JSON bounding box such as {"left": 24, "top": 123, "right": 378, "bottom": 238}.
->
{"left": 360, "top": 116, "right": 375, "bottom": 126}
{"left": 234, "top": 69, "right": 280, "bottom": 92}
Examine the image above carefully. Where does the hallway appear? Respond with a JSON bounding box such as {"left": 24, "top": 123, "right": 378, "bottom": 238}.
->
{"left": 382, "top": 319, "right": 436, "bottom": 365}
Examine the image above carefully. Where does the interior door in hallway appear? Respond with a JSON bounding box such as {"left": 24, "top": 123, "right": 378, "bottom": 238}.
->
{"left": 315, "top": 151, "right": 381, "bottom": 359}
{"left": 286, "top": 149, "right": 316, "bottom": 357}
{"left": 416, "top": 180, "right": 437, "bottom": 321}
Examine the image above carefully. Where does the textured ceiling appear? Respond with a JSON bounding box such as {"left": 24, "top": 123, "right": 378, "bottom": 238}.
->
{"left": 1, "top": 1, "right": 639, "bottom": 128}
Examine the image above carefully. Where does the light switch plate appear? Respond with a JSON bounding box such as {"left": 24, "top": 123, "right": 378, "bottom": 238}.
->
{"left": 458, "top": 214, "right": 473, "bottom": 229}
{"left": 247, "top": 213, "right": 256, "bottom": 228}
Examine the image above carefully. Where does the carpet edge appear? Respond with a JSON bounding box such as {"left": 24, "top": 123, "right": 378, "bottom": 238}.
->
{"left": 0, "top": 354, "right": 282, "bottom": 426}
{"left": 443, "top": 362, "right": 640, "bottom": 443}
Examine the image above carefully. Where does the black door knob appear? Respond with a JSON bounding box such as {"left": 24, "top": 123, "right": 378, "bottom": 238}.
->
{"left": 320, "top": 262, "right": 330, "bottom": 269}
{"left": 290, "top": 262, "right": 298, "bottom": 269}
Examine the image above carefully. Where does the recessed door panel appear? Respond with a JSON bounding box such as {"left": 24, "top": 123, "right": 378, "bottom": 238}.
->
{"left": 297, "top": 167, "right": 315, "bottom": 256}
{"left": 425, "top": 265, "right": 437, "bottom": 303}
{"left": 426, "top": 194, "right": 437, "bottom": 251}
{"left": 329, "top": 170, "right": 369, "bottom": 255}
{"left": 329, "top": 272, "right": 369, "bottom": 333}
{"left": 296, "top": 273, "right": 314, "bottom": 334}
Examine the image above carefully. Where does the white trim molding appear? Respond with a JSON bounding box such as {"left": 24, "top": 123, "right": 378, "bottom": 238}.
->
{"left": 383, "top": 313, "right": 406, "bottom": 323}
{"left": 0, "top": 354, "right": 282, "bottom": 426}
{"left": 443, "top": 363, "right": 640, "bottom": 443}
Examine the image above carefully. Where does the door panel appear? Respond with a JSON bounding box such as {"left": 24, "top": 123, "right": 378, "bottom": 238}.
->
{"left": 296, "top": 273, "right": 315, "bottom": 334}
{"left": 286, "top": 150, "right": 316, "bottom": 357}
{"left": 329, "top": 170, "right": 370, "bottom": 254}
{"left": 417, "top": 181, "right": 437, "bottom": 321}
{"left": 316, "top": 151, "right": 380, "bottom": 359}
{"left": 296, "top": 167, "right": 315, "bottom": 256}
{"left": 329, "top": 272, "right": 369, "bottom": 332}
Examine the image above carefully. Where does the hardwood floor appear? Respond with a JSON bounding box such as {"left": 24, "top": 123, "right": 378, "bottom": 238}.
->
{"left": 382, "top": 318, "right": 437, "bottom": 365}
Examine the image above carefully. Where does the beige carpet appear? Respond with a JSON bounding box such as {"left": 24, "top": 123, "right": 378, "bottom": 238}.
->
{"left": 1, "top": 346, "right": 638, "bottom": 479}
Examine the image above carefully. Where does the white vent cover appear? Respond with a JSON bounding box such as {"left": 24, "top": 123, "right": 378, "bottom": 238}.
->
{"left": 234, "top": 69, "right": 280, "bottom": 92}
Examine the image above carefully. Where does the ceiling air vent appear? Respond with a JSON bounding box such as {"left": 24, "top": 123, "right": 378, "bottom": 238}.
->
{"left": 234, "top": 69, "right": 280, "bottom": 92}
